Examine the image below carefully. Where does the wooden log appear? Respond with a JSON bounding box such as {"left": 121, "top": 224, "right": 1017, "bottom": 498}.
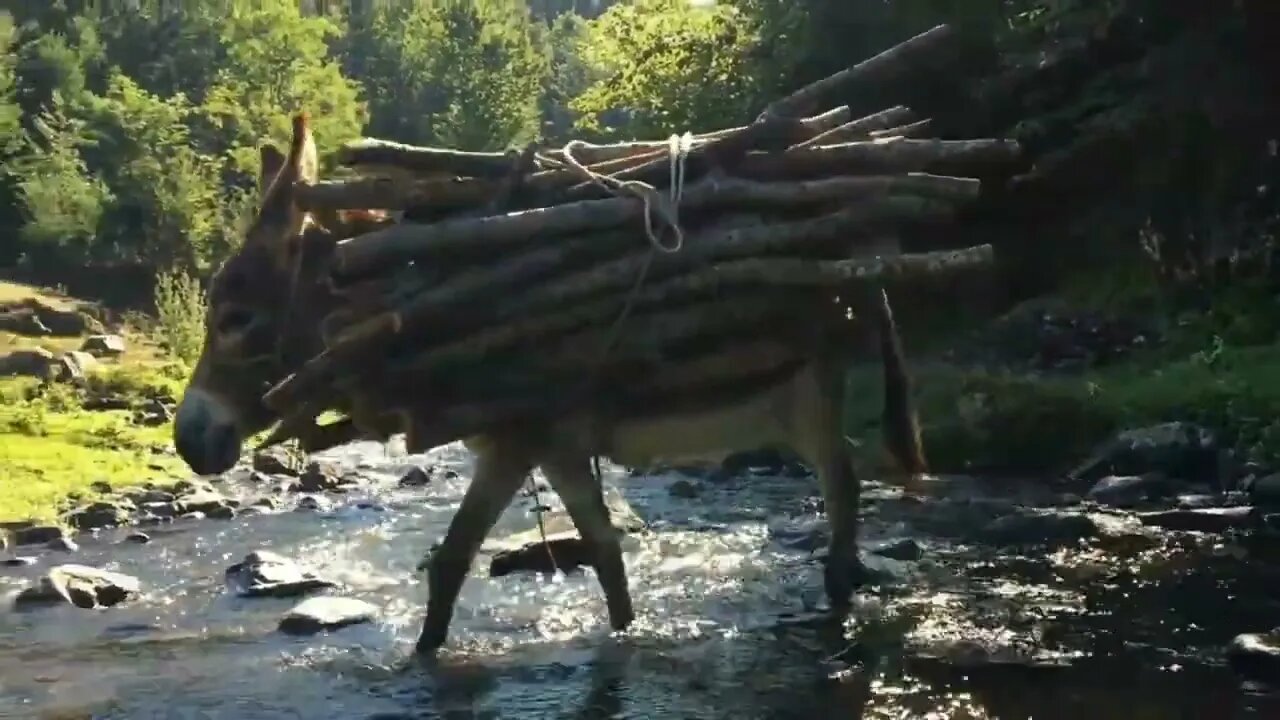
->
{"left": 261, "top": 197, "right": 967, "bottom": 415}
{"left": 332, "top": 173, "right": 979, "bottom": 274}
{"left": 491, "top": 198, "right": 962, "bottom": 316}
{"left": 338, "top": 106, "right": 849, "bottom": 181}
{"left": 334, "top": 139, "right": 518, "bottom": 179}
{"left": 737, "top": 138, "right": 1024, "bottom": 180}
{"left": 870, "top": 119, "right": 934, "bottom": 139}
{"left": 386, "top": 246, "right": 993, "bottom": 378}
{"left": 541, "top": 106, "right": 853, "bottom": 165}
{"left": 793, "top": 106, "right": 916, "bottom": 148}
{"left": 342, "top": 195, "right": 952, "bottom": 352}
{"left": 296, "top": 176, "right": 496, "bottom": 214}
{"left": 764, "top": 24, "right": 958, "bottom": 118}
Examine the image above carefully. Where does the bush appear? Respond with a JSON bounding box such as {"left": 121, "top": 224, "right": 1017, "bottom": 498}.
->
{"left": 152, "top": 266, "right": 206, "bottom": 367}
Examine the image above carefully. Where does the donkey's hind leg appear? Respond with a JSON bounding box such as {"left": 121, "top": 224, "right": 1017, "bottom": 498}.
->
{"left": 538, "top": 449, "right": 635, "bottom": 632}
{"left": 789, "top": 361, "right": 865, "bottom": 611}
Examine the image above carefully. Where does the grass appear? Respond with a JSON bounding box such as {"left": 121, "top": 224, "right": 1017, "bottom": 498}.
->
{"left": 0, "top": 279, "right": 194, "bottom": 524}
{"left": 846, "top": 275, "right": 1280, "bottom": 477}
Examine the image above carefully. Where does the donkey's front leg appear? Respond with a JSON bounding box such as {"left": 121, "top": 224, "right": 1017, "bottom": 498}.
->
{"left": 417, "top": 440, "right": 531, "bottom": 653}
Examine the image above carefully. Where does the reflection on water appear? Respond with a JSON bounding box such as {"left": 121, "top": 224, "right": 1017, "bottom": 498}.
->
{"left": 0, "top": 440, "right": 1276, "bottom": 719}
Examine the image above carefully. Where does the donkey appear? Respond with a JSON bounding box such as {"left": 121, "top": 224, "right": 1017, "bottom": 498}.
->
{"left": 174, "top": 113, "right": 928, "bottom": 653}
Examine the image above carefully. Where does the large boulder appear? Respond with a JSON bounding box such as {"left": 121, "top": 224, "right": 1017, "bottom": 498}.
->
{"left": 13, "top": 564, "right": 141, "bottom": 609}
{"left": 0, "top": 347, "right": 58, "bottom": 379}
{"left": 1067, "top": 422, "right": 1225, "bottom": 486}
{"left": 225, "top": 550, "right": 337, "bottom": 598}
{"left": 0, "top": 298, "right": 102, "bottom": 337}
{"left": 80, "top": 334, "right": 127, "bottom": 358}
{"left": 278, "top": 596, "right": 379, "bottom": 635}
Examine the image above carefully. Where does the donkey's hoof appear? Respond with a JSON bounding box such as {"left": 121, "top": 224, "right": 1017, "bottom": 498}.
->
{"left": 608, "top": 603, "right": 635, "bottom": 632}
{"left": 823, "top": 556, "right": 868, "bottom": 611}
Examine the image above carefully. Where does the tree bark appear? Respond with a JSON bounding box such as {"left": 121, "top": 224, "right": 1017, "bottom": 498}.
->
{"left": 332, "top": 173, "right": 979, "bottom": 274}
{"left": 793, "top": 106, "right": 916, "bottom": 148}
{"left": 736, "top": 138, "right": 1024, "bottom": 180}
{"left": 386, "top": 246, "right": 992, "bottom": 377}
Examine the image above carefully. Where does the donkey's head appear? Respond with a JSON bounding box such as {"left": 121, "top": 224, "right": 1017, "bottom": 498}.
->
{"left": 174, "top": 113, "right": 342, "bottom": 475}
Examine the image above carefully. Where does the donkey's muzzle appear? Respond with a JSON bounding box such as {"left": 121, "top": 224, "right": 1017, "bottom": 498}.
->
{"left": 174, "top": 389, "right": 243, "bottom": 476}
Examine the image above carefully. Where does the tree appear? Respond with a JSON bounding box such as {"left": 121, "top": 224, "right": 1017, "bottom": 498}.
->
{"left": 198, "top": 1, "right": 366, "bottom": 179}
{"left": 12, "top": 94, "right": 112, "bottom": 265}
{"left": 571, "top": 0, "right": 763, "bottom": 139}
{"left": 81, "top": 73, "right": 223, "bottom": 270}
{"left": 343, "top": 0, "right": 549, "bottom": 151}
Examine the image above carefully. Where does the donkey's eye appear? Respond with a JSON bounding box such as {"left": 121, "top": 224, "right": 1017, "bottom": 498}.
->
{"left": 216, "top": 308, "right": 255, "bottom": 335}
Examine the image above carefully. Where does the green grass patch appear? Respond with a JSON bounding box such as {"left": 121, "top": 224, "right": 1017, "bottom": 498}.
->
{"left": 0, "top": 366, "right": 187, "bottom": 524}
{"left": 847, "top": 340, "right": 1280, "bottom": 477}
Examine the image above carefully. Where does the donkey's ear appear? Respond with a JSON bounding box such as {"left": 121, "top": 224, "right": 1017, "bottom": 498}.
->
{"left": 254, "top": 112, "right": 318, "bottom": 246}
{"left": 258, "top": 144, "right": 287, "bottom": 196}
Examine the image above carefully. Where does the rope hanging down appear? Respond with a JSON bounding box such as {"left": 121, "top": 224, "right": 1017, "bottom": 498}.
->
{"left": 524, "top": 133, "right": 695, "bottom": 568}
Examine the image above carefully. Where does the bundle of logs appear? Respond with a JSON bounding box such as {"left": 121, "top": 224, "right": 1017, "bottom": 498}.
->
{"left": 258, "top": 24, "right": 1024, "bottom": 455}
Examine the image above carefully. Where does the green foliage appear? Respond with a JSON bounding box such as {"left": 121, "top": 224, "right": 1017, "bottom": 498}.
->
{"left": 200, "top": 2, "right": 366, "bottom": 175}
{"left": 82, "top": 73, "right": 224, "bottom": 268}
{"left": 348, "top": 0, "right": 548, "bottom": 150}
{"left": 572, "top": 0, "right": 762, "bottom": 138}
{"left": 0, "top": 12, "right": 21, "bottom": 154}
{"left": 152, "top": 266, "right": 208, "bottom": 368}
{"left": 13, "top": 95, "right": 112, "bottom": 260}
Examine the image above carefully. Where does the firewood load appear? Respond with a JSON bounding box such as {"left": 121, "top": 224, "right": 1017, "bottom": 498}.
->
{"left": 257, "top": 24, "right": 1024, "bottom": 455}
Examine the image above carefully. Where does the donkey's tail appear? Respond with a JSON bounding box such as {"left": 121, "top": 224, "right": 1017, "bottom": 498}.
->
{"left": 872, "top": 287, "right": 928, "bottom": 475}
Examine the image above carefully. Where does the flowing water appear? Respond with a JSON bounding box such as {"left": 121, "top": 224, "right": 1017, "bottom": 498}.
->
{"left": 1, "top": 440, "right": 1278, "bottom": 719}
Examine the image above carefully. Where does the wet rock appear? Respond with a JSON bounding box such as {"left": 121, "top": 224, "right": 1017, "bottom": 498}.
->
{"left": 720, "top": 448, "right": 802, "bottom": 476}
{"left": 172, "top": 478, "right": 218, "bottom": 496}
{"left": 180, "top": 511, "right": 206, "bottom": 521}
{"left": 10, "top": 524, "right": 68, "bottom": 546}
{"left": 251, "top": 496, "right": 281, "bottom": 510}
{"left": 1249, "top": 473, "right": 1280, "bottom": 506}
{"left": 294, "top": 495, "right": 331, "bottom": 512}
{"left": 225, "top": 550, "right": 338, "bottom": 598}
{"left": 1085, "top": 472, "right": 1175, "bottom": 508}
{"left": 0, "top": 347, "right": 58, "bottom": 379}
{"left": 277, "top": 596, "right": 378, "bottom": 635}
{"left": 870, "top": 538, "right": 923, "bottom": 561}
{"left": 979, "top": 510, "right": 1099, "bottom": 547}
{"left": 482, "top": 485, "right": 645, "bottom": 576}
{"left": 1176, "top": 492, "right": 1247, "bottom": 509}
{"left": 490, "top": 536, "right": 594, "bottom": 577}
{"left": 668, "top": 479, "right": 701, "bottom": 499}
{"left": 252, "top": 448, "right": 301, "bottom": 477}
{"left": 1067, "top": 421, "right": 1223, "bottom": 486}
{"left": 126, "top": 488, "right": 177, "bottom": 505}
{"left": 205, "top": 504, "right": 236, "bottom": 520}
{"left": 65, "top": 501, "right": 133, "bottom": 530}
{"left": 296, "top": 461, "right": 348, "bottom": 493}
{"left": 1138, "top": 506, "right": 1257, "bottom": 533}
{"left": 80, "top": 333, "right": 126, "bottom": 358}
{"left": 138, "top": 501, "right": 180, "bottom": 520}
{"left": 48, "top": 536, "right": 79, "bottom": 552}
{"left": 1, "top": 556, "right": 37, "bottom": 567}
{"left": 1228, "top": 632, "right": 1280, "bottom": 682}
{"left": 397, "top": 465, "right": 434, "bottom": 488}
{"left": 175, "top": 489, "right": 235, "bottom": 516}
{"left": 13, "top": 564, "right": 141, "bottom": 609}
{"left": 123, "top": 531, "right": 151, "bottom": 544}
